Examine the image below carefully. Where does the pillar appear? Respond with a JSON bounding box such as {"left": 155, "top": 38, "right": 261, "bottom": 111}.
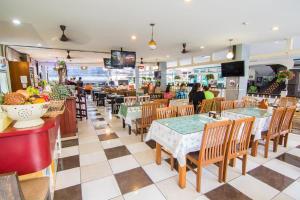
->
{"left": 159, "top": 62, "right": 167, "bottom": 91}
{"left": 135, "top": 67, "right": 139, "bottom": 90}
{"left": 235, "top": 44, "right": 250, "bottom": 99}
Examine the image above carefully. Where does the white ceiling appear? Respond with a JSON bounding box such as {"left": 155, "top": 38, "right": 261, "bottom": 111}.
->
{"left": 0, "top": 0, "right": 300, "bottom": 63}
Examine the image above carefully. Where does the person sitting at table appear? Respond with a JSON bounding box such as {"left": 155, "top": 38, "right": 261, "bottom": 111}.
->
{"left": 189, "top": 83, "right": 205, "bottom": 113}
{"left": 164, "top": 84, "right": 174, "bottom": 100}
{"left": 203, "top": 85, "right": 214, "bottom": 99}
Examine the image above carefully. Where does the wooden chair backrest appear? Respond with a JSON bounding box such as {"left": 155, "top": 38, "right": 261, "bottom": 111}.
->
{"left": 0, "top": 172, "right": 24, "bottom": 200}
{"left": 141, "top": 103, "right": 154, "bottom": 127}
{"left": 233, "top": 100, "right": 245, "bottom": 108}
{"left": 212, "top": 97, "right": 225, "bottom": 112}
{"left": 138, "top": 95, "right": 151, "bottom": 103}
{"left": 279, "top": 97, "right": 297, "bottom": 107}
{"left": 200, "top": 99, "right": 214, "bottom": 113}
{"left": 280, "top": 106, "right": 296, "bottom": 134}
{"left": 151, "top": 102, "right": 166, "bottom": 120}
{"left": 124, "top": 96, "right": 137, "bottom": 105}
{"left": 267, "top": 107, "right": 286, "bottom": 138}
{"left": 227, "top": 117, "right": 255, "bottom": 157}
{"left": 199, "top": 120, "right": 232, "bottom": 165}
{"left": 221, "top": 100, "right": 234, "bottom": 111}
{"left": 177, "top": 105, "right": 194, "bottom": 116}
{"left": 156, "top": 107, "right": 177, "bottom": 119}
{"left": 153, "top": 99, "right": 169, "bottom": 107}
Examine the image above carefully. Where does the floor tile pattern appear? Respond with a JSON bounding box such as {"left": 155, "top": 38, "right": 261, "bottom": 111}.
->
{"left": 54, "top": 100, "right": 300, "bottom": 200}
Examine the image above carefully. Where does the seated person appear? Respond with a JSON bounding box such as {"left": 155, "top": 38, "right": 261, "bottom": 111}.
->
{"left": 163, "top": 85, "right": 174, "bottom": 100}
{"left": 203, "top": 86, "right": 214, "bottom": 99}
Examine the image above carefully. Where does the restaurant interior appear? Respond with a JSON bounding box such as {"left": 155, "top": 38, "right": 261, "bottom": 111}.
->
{"left": 1, "top": 0, "right": 300, "bottom": 200}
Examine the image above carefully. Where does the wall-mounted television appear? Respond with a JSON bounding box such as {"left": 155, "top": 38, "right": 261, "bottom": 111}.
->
{"left": 154, "top": 71, "right": 161, "bottom": 79}
{"left": 111, "top": 50, "right": 136, "bottom": 68}
{"left": 221, "top": 61, "right": 245, "bottom": 77}
{"left": 103, "top": 58, "right": 112, "bottom": 69}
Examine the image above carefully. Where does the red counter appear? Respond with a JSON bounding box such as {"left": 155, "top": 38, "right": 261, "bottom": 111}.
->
{"left": 0, "top": 117, "right": 60, "bottom": 175}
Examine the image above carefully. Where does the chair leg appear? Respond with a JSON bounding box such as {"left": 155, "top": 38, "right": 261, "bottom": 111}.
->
{"left": 141, "top": 127, "right": 144, "bottom": 142}
{"left": 279, "top": 135, "right": 284, "bottom": 145}
{"left": 284, "top": 133, "right": 289, "bottom": 147}
{"left": 222, "top": 158, "right": 228, "bottom": 182}
{"left": 170, "top": 156, "right": 174, "bottom": 171}
{"left": 273, "top": 137, "right": 279, "bottom": 152}
{"left": 242, "top": 154, "right": 247, "bottom": 175}
{"left": 251, "top": 140, "right": 258, "bottom": 157}
{"left": 196, "top": 166, "right": 202, "bottom": 193}
{"left": 218, "top": 161, "right": 224, "bottom": 183}
{"left": 264, "top": 139, "right": 269, "bottom": 158}
{"left": 156, "top": 143, "right": 162, "bottom": 165}
{"left": 229, "top": 158, "right": 236, "bottom": 167}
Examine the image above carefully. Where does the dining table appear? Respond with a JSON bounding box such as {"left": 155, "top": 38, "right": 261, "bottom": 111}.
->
{"left": 222, "top": 107, "right": 273, "bottom": 156}
{"left": 146, "top": 114, "right": 226, "bottom": 188}
{"left": 118, "top": 103, "right": 142, "bottom": 134}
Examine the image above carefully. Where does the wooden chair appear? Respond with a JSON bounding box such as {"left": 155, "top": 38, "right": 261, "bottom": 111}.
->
{"left": 212, "top": 97, "right": 225, "bottom": 113}
{"left": 233, "top": 100, "right": 245, "bottom": 108}
{"left": 221, "top": 100, "right": 234, "bottom": 111}
{"left": 138, "top": 95, "right": 151, "bottom": 104}
{"left": 151, "top": 102, "right": 166, "bottom": 121}
{"left": 223, "top": 117, "right": 255, "bottom": 182}
{"left": 153, "top": 99, "right": 169, "bottom": 107}
{"left": 200, "top": 99, "right": 214, "bottom": 113}
{"left": 278, "top": 97, "right": 298, "bottom": 107}
{"left": 124, "top": 96, "right": 137, "bottom": 105}
{"left": 177, "top": 105, "right": 194, "bottom": 116}
{"left": 186, "top": 120, "right": 232, "bottom": 192}
{"left": 260, "top": 107, "right": 285, "bottom": 158}
{"left": 279, "top": 106, "right": 296, "bottom": 147}
{"left": 156, "top": 107, "right": 178, "bottom": 171}
{"left": 0, "top": 172, "right": 50, "bottom": 200}
{"left": 156, "top": 107, "right": 177, "bottom": 119}
{"left": 135, "top": 103, "right": 153, "bottom": 141}
{"left": 243, "top": 96, "right": 258, "bottom": 108}
{"left": 76, "top": 93, "right": 88, "bottom": 120}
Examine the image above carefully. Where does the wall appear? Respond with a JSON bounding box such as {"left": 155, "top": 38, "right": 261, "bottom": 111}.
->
{"left": 8, "top": 61, "right": 31, "bottom": 91}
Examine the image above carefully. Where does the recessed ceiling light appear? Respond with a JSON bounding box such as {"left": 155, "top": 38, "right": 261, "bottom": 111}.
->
{"left": 184, "top": 0, "right": 192, "bottom": 2}
{"left": 37, "top": 43, "right": 42, "bottom": 47}
{"left": 131, "top": 35, "right": 137, "bottom": 40}
{"left": 200, "top": 46, "right": 205, "bottom": 49}
{"left": 272, "top": 26, "right": 279, "bottom": 31}
{"left": 12, "top": 19, "right": 21, "bottom": 25}
{"left": 166, "top": 55, "right": 170, "bottom": 58}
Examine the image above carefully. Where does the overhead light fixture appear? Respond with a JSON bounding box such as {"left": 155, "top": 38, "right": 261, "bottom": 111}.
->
{"left": 184, "top": 0, "right": 192, "bottom": 2}
{"left": 200, "top": 46, "right": 205, "bottom": 49}
{"left": 272, "top": 26, "right": 279, "bottom": 31}
{"left": 226, "top": 39, "right": 234, "bottom": 59}
{"left": 148, "top": 23, "right": 157, "bottom": 50}
{"left": 166, "top": 55, "right": 170, "bottom": 58}
{"left": 12, "top": 19, "right": 21, "bottom": 25}
{"left": 37, "top": 43, "right": 42, "bottom": 47}
{"left": 138, "top": 58, "right": 145, "bottom": 69}
{"left": 80, "top": 66, "right": 88, "bottom": 70}
{"left": 131, "top": 35, "right": 137, "bottom": 40}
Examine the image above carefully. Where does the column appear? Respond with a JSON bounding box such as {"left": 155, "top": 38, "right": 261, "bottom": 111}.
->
{"left": 235, "top": 44, "right": 250, "bottom": 99}
{"left": 159, "top": 62, "right": 167, "bottom": 91}
{"left": 135, "top": 66, "right": 139, "bottom": 90}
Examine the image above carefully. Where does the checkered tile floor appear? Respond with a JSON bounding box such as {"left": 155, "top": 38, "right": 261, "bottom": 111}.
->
{"left": 54, "top": 101, "right": 300, "bottom": 200}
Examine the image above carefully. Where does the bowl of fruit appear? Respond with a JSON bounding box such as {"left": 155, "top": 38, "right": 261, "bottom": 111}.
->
{"left": 1, "top": 87, "right": 50, "bottom": 129}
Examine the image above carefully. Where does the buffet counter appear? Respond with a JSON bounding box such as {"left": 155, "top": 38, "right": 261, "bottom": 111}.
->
{"left": 0, "top": 116, "right": 61, "bottom": 175}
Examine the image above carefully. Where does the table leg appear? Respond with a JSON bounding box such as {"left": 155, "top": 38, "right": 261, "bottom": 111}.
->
{"left": 128, "top": 125, "right": 131, "bottom": 135}
{"left": 122, "top": 119, "right": 125, "bottom": 128}
{"left": 178, "top": 165, "right": 186, "bottom": 188}
{"left": 251, "top": 140, "right": 259, "bottom": 157}
{"left": 156, "top": 143, "right": 162, "bottom": 165}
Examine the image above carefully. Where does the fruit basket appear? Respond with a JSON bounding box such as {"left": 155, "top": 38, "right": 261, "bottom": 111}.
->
{"left": 1, "top": 102, "right": 50, "bottom": 128}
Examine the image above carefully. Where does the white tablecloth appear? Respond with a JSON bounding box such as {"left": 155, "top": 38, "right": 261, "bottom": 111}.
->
{"left": 118, "top": 107, "right": 141, "bottom": 126}
{"left": 222, "top": 110, "right": 272, "bottom": 140}
{"left": 146, "top": 120, "right": 203, "bottom": 166}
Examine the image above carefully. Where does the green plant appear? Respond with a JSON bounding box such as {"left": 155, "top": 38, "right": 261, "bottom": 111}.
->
{"left": 50, "top": 84, "right": 71, "bottom": 100}
{"left": 0, "top": 93, "right": 4, "bottom": 105}
{"left": 276, "top": 70, "right": 294, "bottom": 83}
{"left": 248, "top": 85, "right": 257, "bottom": 93}
{"left": 206, "top": 74, "right": 214, "bottom": 80}
{"left": 174, "top": 75, "right": 181, "bottom": 80}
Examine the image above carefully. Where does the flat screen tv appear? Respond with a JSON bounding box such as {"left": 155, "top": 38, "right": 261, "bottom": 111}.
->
{"left": 103, "top": 58, "right": 112, "bottom": 68}
{"left": 154, "top": 71, "right": 161, "bottom": 79}
{"left": 221, "top": 61, "right": 245, "bottom": 77}
{"left": 111, "top": 50, "right": 136, "bottom": 68}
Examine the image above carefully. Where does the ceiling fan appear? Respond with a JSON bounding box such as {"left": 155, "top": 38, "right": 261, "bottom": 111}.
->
{"left": 181, "top": 43, "right": 190, "bottom": 54}
{"left": 60, "top": 25, "right": 70, "bottom": 42}
{"left": 66, "top": 50, "right": 71, "bottom": 59}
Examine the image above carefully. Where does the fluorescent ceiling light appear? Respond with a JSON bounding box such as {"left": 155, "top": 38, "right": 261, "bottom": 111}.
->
{"left": 12, "top": 19, "right": 21, "bottom": 25}
{"left": 272, "top": 26, "right": 279, "bottom": 31}
{"left": 200, "top": 46, "right": 205, "bottom": 49}
{"left": 131, "top": 35, "right": 136, "bottom": 40}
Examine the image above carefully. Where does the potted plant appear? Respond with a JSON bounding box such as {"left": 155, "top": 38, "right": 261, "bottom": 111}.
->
{"left": 276, "top": 70, "right": 295, "bottom": 83}
{"left": 248, "top": 85, "right": 258, "bottom": 94}
{"left": 54, "top": 61, "right": 67, "bottom": 84}
{"left": 206, "top": 74, "right": 214, "bottom": 80}
{"left": 174, "top": 75, "right": 181, "bottom": 80}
